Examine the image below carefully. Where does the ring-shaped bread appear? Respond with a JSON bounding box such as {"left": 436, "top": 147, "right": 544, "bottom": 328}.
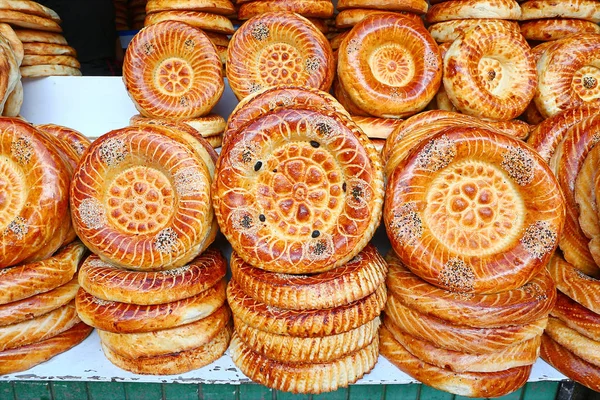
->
{"left": 36, "top": 124, "right": 90, "bottom": 159}
{"left": 426, "top": 0, "right": 521, "bottom": 23}
{"left": 213, "top": 108, "right": 384, "bottom": 274}
{"left": 548, "top": 253, "right": 600, "bottom": 314}
{"left": 144, "top": 11, "right": 235, "bottom": 35}
{"left": 238, "top": 1, "right": 334, "bottom": 20}
{"left": 226, "top": 12, "right": 334, "bottom": 101}
{"left": 229, "top": 244, "right": 387, "bottom": 310}
{"left": 380, "top": 325, "right": 532, "bottom": 398}
{"left": 552, "top": 291, "right": 600, "bottom": 341}
{"left": 145, "top": 0, "right": 235, "bottom": 15}
{"left": 79, "top": 249, "right": 225, "bottom": 305}
{"left": 335, "top": 9, "right": 424, "bottom": 29}
{"left": 521, "top": 19, "right": 600, "bottom": 41}
{"left": 337, "top": 0, "right": 428, "bottom": 14}
{"left": 520, "top": 0, "right": 600, "bottom": 23}
{"left": 385, "top": 294, "right": 547, "bottom": 354}
{"left": 385, "top": 127, "right": 565, "bottom": 293}
{"left": 0, "top": 322, "right": 92, "bottom": 375}
{"left": 230, "top": 332, "right": 378, "bottom": 394}
{"left": 338, "top": 13, "right": 442, "bottom": 118}
{"left": 535, "top": 34, "right": 600, "bottom": 118}
{"left": 428, "top": 19, "right": 519, "bottom": 43}
{"left": 76, "top": 279, "right": 226, "bottom": 333}
{"left": 233, "top": 315, "right": 380, "bottom": 364}
{"left": 443, "top": 23, "right": 536, "bottom": 121}
{"left": 227, "top": 279, "right": 386, "bottom": 337}
{"left": 385, "top": 252, "right": 556, "bottom": 327}
{"left": 0, "top": 241, "right": 85, "bottom": 305}
{"left": 546, "top": 316, "right": 600, "bottom": 367}
{"left": 123, "top": 21, "right": 224, "bottom": 120}
{"left": 70, "top": 125, "right": 214, "bottom": 271}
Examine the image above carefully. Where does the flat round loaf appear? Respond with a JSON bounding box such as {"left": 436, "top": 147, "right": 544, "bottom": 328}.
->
{"left": 230, "top": 243, "right": 387, "bottom": 310}
{"left": 227, "top": 12, "right": 334, "bottom": 101}
{"left": 548, "top": 253, "right": 600, "bottom": 315}
{"left": 336, "top": 9, "right": 424, "bottom": 29}
{"left": 384, "top": 318, "right": 540, "bottom": 373}
{"left": 20, "top": 65, "right": 81, "bottom": 77}
{"left": 234, "top": 315, "right": 380, "bottom": 363}
{"left": 15, "top": 29, "right": 66, "bottom": 44}
{"left": 385, "top": 252, "right": 556, "bottom": 328}
{"left": 123, "top": 21, "right": 223, "bottom": 119}
{"left": 552, "top": 291, "right": 600, "bottom": 342}
{"left": 213, "top": 108, "right": 384, "bottom": 274}
{"left": 237, "top": 1, "right": 335, "bottom": 20}
{"left": 36, "top": 124, "right": 90, "bottom": 158}
{"left": 351, "top": 116, "right": 402, "bottom": 140}
{"left": 546, "top": 316, "right": 600, "bottom": 367}
{"left": 380, "top": 325, "right": 531, "bottom": 398}
{"left": 0, "top": 300, "right": 79, "bottom": 351}
{"left": 0, "top": 241, "right": 85, "bottom": 305}
{"left": 3, "top": 79, "right": 21, "bottom": 117}
{"left": 338, "top": 0, "right": 428, "bottom": 14}
{"left": 0, "top": 1, "right": 60, "bottom": 21}
{"left": 385, "top": 294, "right": 547, "bottom": 354}
{"left": 130, "top": 113, "right": 225, "bottom": 137}
{"left": 99, "top": 305, "right": 230, "bottom": 359}
{"left": 332, "top": 75, "right": 370, "bottom": 116}
{"left": 101, "top": 325, "right": 231, "bottom": 375}
{"left": 23, "top": 43, "right": 76, "bottom": 57}
{"left": 21, "top": 55, "right": 80, "bottom": 68}
{"left": 79, "top": 248, "right": 226, "bottom": 305}
{"left": 144, "top": 11, "right": 235, "bottom": 34}
{"left": 426, "top": 0, "right": 521, "bottom": 23}
{"left": 540, "top": 334, "right": 600, "bottom": 392}
{"left": 535, "top": 35, "right": 600, "bottom": 118}
{"left": 0, "top": 322, "right": 92, "bottom": 375}
{"left": 146, "top": 0, "right": 235, "bottom": 15}
{"left": 230, "top": 332, "right": 378, "bottom": 394}
{"left": 443, "top": 23, "right": 536, "bottom": 121}
{"left": 0, "top": 10, "right": 61, "bottom": 32}
{"left": 521, "top": 19, "right": 600, "bottom": 41}
{"left": 227, "top": 279, "right": 386, "bottom": 337}
{"left": 428, "top": 19, "right": 519, "bottom": 43}
{"left": 76, "top": 279, "right": 226, "bottom": 333}
{"left": 520, "top": 0, "right": 600, "bottom": 22}
{"left": 0, "top": 277, "right": 78, "bottom": 327}
{"left": 338, "top": 13, "right": 442, "bottom": 118}
{"left": 0, "top": 24, "right": 23, "bottom": 65}
{"left": 205, "top": 134, "right": 222, "bottom": 148}
{"left": 385, "top": 127, "right": 565, "bottom": 293}
{"left": 575, "top": 146, "right": 600, "bottom": 266}
{"left": 70, "top": 125, "right": 214, "bottom": 271}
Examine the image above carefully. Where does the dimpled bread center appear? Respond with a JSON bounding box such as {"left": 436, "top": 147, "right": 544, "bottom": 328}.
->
{"left": 573, "top": 65, "right": 600, "bottom": 101}
{"left": 256, "top": 142, "right": 344, "bottom": 238}
{"left": 0, "top": 156, "right": 25, "bottom": 229}
{"left": 155, "top": 57, "right": 194, "bottom": 96}
{"left": 106, "top": 166, "right": 175, "bottom": 235}
{"left": 369, "top": 44, "right": 414, "bottom": 87}
{"left": 425, "top": 160, "right": 525, "bottom": 257}
{"left": 258, "top": 43, "right": 306, "bottom": 86}
{"left": 478, "top": 57, "right": 504, "bottom": 95}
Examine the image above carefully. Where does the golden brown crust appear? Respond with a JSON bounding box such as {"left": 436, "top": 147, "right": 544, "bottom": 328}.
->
{"left": 428, "top": 19, "right": 519, "bottom": 43}
{"left": 213, "top": 108, "right": 384, "bottom": 274}
{"left": 227, "top": 12, "right": 335, "bottom": 101}
{"left": 237, "top": 1, "right": 335, "bottom": 20}
{"left": 129, "top": 114, "right": 226, "bottom": 138}
{"left": 14, "top": 29, "right": 66, "bottom": 44}
{"left": 546, "top": 316, "right": 600, "bottom": 367}
{"left": 520, "top": 0, "right": 600, "bottom": 22}
{"left": 146, "top": 0, "right": 235, "bottom": 15}
{"left": 102, "top": 324, "right": 231, "bottom": 375}
{"left": 79, "top": 248, "right": 226, "bottom": 305}
{"left": 0, "top": 23, "right": 22, "bottom": 66}
{"left": 76, "top": 279, "right": 226, "bottom": 333}
{"left": 0, "top": 10, "right": 62, "bottom": 32}
{"left": 0, "top": 1, "right": 60, "bottom": 22}
{"left": 36, "top": 124, "right": 90, "bottom": 159}
{"left": 20, "top": 65, "right": 81, "bottom": 77}
{"left": 2, "top": 76, "right": 21, "bottom": 117}
{"left": 521, "top": 19, "right": 600, "bottom": 41}
{"left": 230, "top": 244, "right": 386, "bottom": 310}
{"left": 380, "top": 325, "right": 531, "bottom": 398}
{"left": 21, "top": 55, "right": 80, "bottom": 68}
{"left": 385, "top": 252, "right": 556, "bottom": 328}
{"left": 228, "top": 279, "right": 386, "bottom": 337}
{"left": 338, "top": 13, "right": 441, "bottom": 118}
{"left": 384, "top": 127, "right": 565, "bottom": 293}
{"left": 552, "top": 291, "right": 600, "bottom": 341}
{"left": 426, "top": 0, "right": 521, "bottom": 23}
{"left": 230, "top": 331, "right": 378, "bottom": 394}
{"left": 336, "top": 9, "right": 423, "bottom": 29}
{"left": 549, "top": 253, "right": 600, "bottom": 314}
{"left": 144, "top": 11, "right": 235, "bottom": 34}
{"left": 351, "top": 116, "right": 403, "bottom": 139}
{"left": 338, "top": 0, "right": 428, "bottom": 14}
{"left": 0, "top": 241, "right": 85, "bottom": 305}
{"left": 0, "top": 322, "right": 92, "bottom": 375}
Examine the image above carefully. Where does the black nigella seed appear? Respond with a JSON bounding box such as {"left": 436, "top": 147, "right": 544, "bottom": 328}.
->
{"left": 310, "top": 141, "right": 320, "bottom": 148}
{"left": 273, "top": 169, "right": 277, "bottom": 173}
{"left": 254, "top": 161, "right": 263, "bottom": 171}
{"left": 312, "top": 230, "right": 321, "bottom": 238}
{"left": 259, "top": 214, "right": 266, "bottom": 222}
{"left": 342, "top": 182, "right": 347, "bottom": 192}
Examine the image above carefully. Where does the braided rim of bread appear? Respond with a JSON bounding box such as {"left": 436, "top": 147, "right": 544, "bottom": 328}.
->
{"left": 79, "top": 248, "right": 226, "bottom": 305}
{"left": 549, "top": 253, "right": 600, "bottom": 315}
{"left": 0, "top": 322, "right": 92, "bottom": 375}
{"left": 443, "top": 23, "right": 536, "bottom": 121}
{"left": 546, "top": 316, "right": 600, "bottom": 367}
{"left": 228, "top": 279, "right": 386, "bottom": 337}
{"left": 521, "top": 19, "right": 600, "bottom": 41}
{"left": 99, "top": 305, "right": 231, "bottom": 359}
{"left": 535, "top": 35, "right": 600, "bottom": 119}
{"left": 337, "top": 0, "right": 428, "bottom": 14}
{"left": 76, "top": 279, "right": 226, "bottom": 333}
{"left": 426, "top": 0, "right": 521, "bottom": 23}
{"left": 233, "top": 315, "right": 380, "bottom": 363}
{"left": 0, "top": 277, "right": 78, "bottom": 327}
{"left": 384, "top": 317, "right": 540, "bottom": 373}
{"left": 385, "top": 127, "right": 565, "bottom": 294}
{"left": 380, "top": 325, "right": 532, "bottom": 398}
{"left": 0, "top": 300, "right": 79, "bottom": 352}
{"left": 351, "top": 116, "right": 403, "bottom": 140}
{"left": 552, "top": 291, "right": 600, "bottom": 341}
{"left": 237, "top": 1, "right": 335, "bottom": 20}
{"left": 36, "top": 124, "right": 90, "bottom": 159}
{"left": 227, "top": 12, "right": 335, "bottom": 101}
{"left": 428, "top": 19, "right": 519, "bottom": 43}
{"left": 520, "top": 0, "right": 600, "bottom": 23}
{"left": 101, "top": 325, "right": 232, "bottom": 375}
{"left": 224, "top": 85, "right": 348, "bottom": 149}
{"left": 385, "top": 251, "right": 557, "bottom": 328}
{"left": 338, "top": 13, "right": 442, "bottom": 118}
{"left": 541, "top": 333, "right": 600, "bottom": 392}
{"left": 144, "top": 11, "right": 235, "bottom": 34}
{"left": 145, "top": 0, "right": 235, "bottom": 15}
{"left": 214, "top": 108, "right": 384, "bottom": 275}
{"left": 229, "top": 243, "right": 387, "bottom": 310}
{"left": 130, "top": 113, "right": 226, "bottom": 138}
{"left": 335, "top": 9, "right": 424, "bottom": 29}
{"left": 230, "top": 331, "right": 378, "bottom": 394}
{"left": 0, "top": 241, "right": 85, "bottom": 305}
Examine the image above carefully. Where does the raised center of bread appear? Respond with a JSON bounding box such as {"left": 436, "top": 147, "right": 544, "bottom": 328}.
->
{"left": 0, "top": 156, "right": 25, "bottom": 229}
{"left": 155, "top": 57, "right": 193, "bottom": 96}
{"left": 369, "top": 44, "right": 414, "bottom": 87}
{"left": 573, "top": 66, "right": 600, "bottom": 101}
{"left": 106, "top": 166, "right": 175, "bottom": 235}
{"left": 425, "top": 160, "right": 525, "bottom": 257}
{"left": 255, "top": 142, "right": 344, "bottom": 237}
{"left": 258, "top": 43, "right": 305, "bottom": 86}
{"left": 478, "top": 57, "right": 504, "bottom": 94}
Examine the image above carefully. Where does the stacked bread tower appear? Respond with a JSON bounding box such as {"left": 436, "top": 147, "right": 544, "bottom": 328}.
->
{"left": 213, "top": 85, "right": 386, "bottom": 394}
{"left": 526, "top": 106, "right": 600, "bottom": 391}
{"left": 381, "top": 115, "right": 566, "bottom": 397}
{"left": 114, "top": 0, "right": 129, "bottom": 31}
{"left": 129, "top": 0, "right": 147, "bottom": 30}
{"left": 0, "top": 120, "right": 92, "bottom": 375}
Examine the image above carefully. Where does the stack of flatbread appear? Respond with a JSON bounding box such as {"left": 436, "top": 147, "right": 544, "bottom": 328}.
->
{"left": 129, "top": 0, "right": 147, "bottom": 30}
{"left": 114, "top": 0, "right": 129, "bottom": 30}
